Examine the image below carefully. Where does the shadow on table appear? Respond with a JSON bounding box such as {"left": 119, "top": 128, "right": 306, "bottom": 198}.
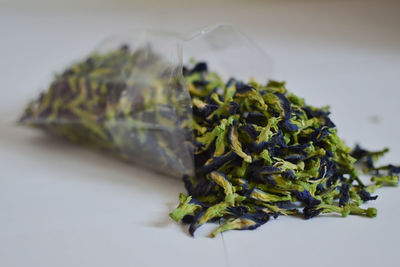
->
{"left": 0, "top": 123, "right": 186, "bottom": 230}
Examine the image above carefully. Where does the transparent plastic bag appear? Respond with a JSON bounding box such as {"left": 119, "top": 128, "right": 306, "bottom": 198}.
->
{"left": 20, "top": 25, "right": 273, "bottom": 178}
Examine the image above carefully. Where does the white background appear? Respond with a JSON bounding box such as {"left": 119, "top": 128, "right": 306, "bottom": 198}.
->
{"left": 1, "top": 0, "right": 399, "bottom": 266}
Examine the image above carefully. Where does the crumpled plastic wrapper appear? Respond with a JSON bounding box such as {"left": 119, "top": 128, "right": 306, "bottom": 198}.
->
{"left": 20, "top": 25, "right": 272, "bottom": 178}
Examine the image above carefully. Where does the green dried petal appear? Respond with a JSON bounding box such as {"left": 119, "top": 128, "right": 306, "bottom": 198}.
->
{"left": 169, "top": 194, "right": 202, "bottom": 222}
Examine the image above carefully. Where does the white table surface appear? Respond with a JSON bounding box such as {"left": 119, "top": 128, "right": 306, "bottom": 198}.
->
{"left": 1, "top": 1, "right": 400, "bottom": 266}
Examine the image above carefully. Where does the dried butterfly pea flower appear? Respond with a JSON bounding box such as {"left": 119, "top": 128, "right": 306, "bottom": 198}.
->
{"left": 171, "top": 61, "right": 399, "bottom": 237}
